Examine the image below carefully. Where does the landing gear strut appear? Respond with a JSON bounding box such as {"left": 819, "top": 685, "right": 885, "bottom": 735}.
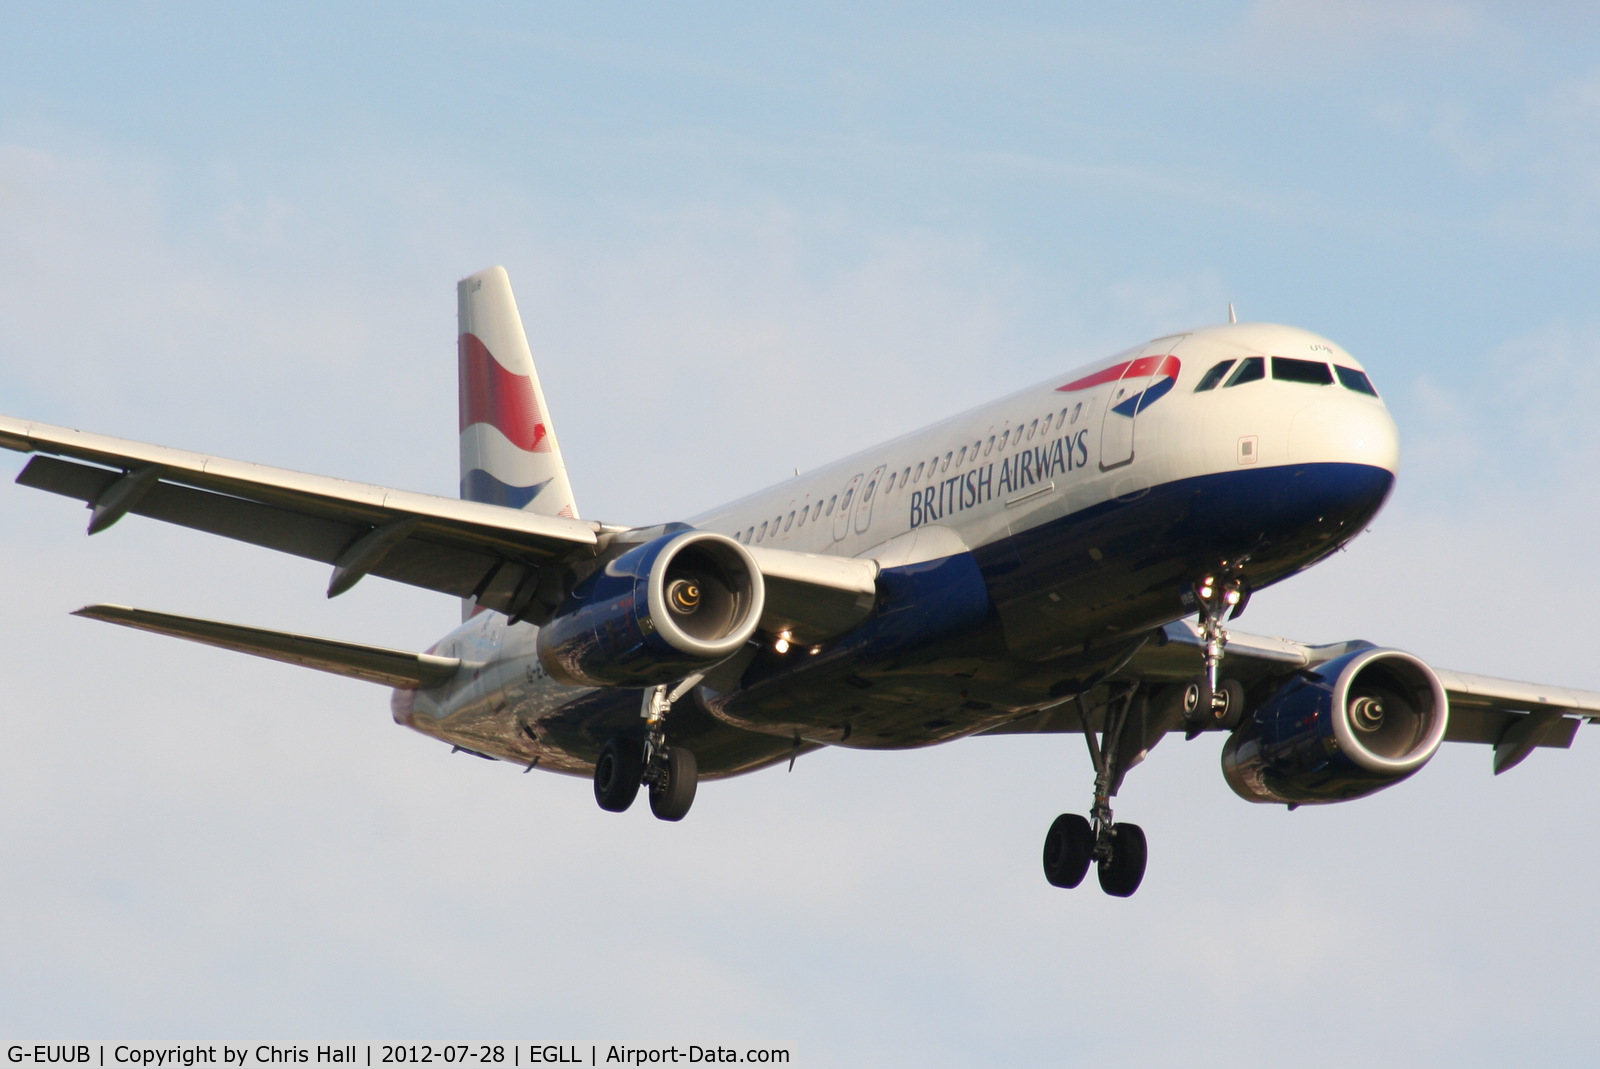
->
{"left": 1042, "top": 683, "right": 1148, "bottom": 897}
{"left": 1182, "top": 570, "right": 1248, "bottom": 738}
{"left": 592, "top": 677, "right": 702, "bottom": 821}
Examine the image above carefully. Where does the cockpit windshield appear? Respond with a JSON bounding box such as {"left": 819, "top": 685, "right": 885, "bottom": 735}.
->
{"left": 1194, "top": 360, "right": 1234, "bottom": 391}
{"left": 1223, "top": 356, "right": 1265, "bottom": 387}
{"left": 1271, "top": 357, "right": 1334, "bottom": 385}
{"left": 1335, "top": 366, "right": 1378, "bottom": 396}
{"left": 1195, "top": 354, "right": 1380, "bottom": 398}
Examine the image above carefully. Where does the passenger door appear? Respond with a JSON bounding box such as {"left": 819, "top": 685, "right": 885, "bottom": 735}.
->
{"left": 1098, "top": 337, "right": 1184, "bottom": 471}
{"left": 853, "top": 464, "right": 888, "bottom": 536}
{"left": 833, "top": 473, "right": 864, "bottom": 541}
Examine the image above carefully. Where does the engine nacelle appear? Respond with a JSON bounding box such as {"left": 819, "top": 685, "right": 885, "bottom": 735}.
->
{"left": 1221, "top": 648, "right": 1449, "bottom": 805}
{"left": 536, "top": 530, "right": 764, "bottom": 688}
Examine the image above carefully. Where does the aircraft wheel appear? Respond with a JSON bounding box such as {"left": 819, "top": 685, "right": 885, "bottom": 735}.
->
{"left": 1215, "top": 678, "right": 1246, "bottom": 730}
{"left": 1186, "top": 676, "right": 1247, "bottom": 734}
{"left": 1097, "top": 822, "right": 1147, "bottom": 897}
{"left": 649, "top": 745, "right": 698, "bottom": 822}
{"left": 594, "top": 737, "right": 644, "bottom": 813}
{"left": 1042, "top": 813, "right": 1094, "bottom": 888}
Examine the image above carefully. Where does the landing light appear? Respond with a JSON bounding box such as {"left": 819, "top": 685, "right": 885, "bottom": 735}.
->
{"left": 775, "top": 630, "right": 793, "bottom": 655}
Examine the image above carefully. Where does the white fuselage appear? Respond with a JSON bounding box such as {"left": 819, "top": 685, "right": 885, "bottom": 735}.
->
{"left": 399, "top": 321, "right": 1400, "bottom": 775}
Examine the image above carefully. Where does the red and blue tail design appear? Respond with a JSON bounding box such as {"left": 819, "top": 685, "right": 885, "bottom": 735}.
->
{"left": 457, "top": 267, "right": 578, "bottom": 518}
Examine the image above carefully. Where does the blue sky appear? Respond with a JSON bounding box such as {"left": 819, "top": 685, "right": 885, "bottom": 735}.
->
{"left": 3, "top": 3, "right": 1600, "bottom": 1065}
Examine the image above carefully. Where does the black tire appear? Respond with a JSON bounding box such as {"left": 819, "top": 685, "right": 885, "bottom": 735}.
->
{"left": 1185, "top": 677, "right": 1246, "bottom": 733}
{"left": 1183, "top": 677, "right": 1212, "bottom": 736}
{"left": 649, "top": 745, "right": 698, "bottom": 822}
{"left": 1042, "top": 813, "right": 1094, "bottom": 889}
{"left": 1215, "top": 678, "right": 1247, "bottom": 731}
{"left": 593, "top": 737, "right": 644, "bottom": 813}
{"left": 1097, "top": 822, "right": 1147, "bottom": 897}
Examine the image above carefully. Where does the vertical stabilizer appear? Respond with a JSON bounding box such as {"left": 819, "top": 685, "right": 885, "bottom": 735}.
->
{"left": 457, "top": 267, "right": 579, "bottom": 519}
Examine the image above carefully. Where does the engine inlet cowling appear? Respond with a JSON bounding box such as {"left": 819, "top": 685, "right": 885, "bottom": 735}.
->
{"left": 536, "top": 530, "right": 765, "bottom": 688}
{"left": 1221, "top": 648, "right": 1449, "bottom": 805}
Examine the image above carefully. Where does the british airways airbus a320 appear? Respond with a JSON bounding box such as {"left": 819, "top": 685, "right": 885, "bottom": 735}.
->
{"left": 5, "top": 267, "right": 1595, "bottom": 897}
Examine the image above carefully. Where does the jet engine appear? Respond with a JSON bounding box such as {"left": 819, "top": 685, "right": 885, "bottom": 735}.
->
{"left": 536, "top": 530, "right": 764, "bottom": 688}
{"left": 1221, "top": 648, "right": 1449, "bottom": 805}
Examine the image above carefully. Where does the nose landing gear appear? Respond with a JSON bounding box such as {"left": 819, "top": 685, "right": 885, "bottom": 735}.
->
{"left": 1182, "top": 570, "right": 1248, "bottom": 739}
{"left": 591, "top": 677, "right": 701, "bottom": 821}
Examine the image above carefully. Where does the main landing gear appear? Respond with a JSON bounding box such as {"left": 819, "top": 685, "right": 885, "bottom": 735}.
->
{"left": 1042, "top": 569, "right": 1252, "bottom": 896}
{"left": 593, "top": 679, "right": 701, "bottom": 821}
{"left": 1043, "top": 682, "right": 1149, "bottom": 897}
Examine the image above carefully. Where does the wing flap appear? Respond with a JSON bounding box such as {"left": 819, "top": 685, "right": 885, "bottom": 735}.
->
{"left": 74, "top": 604, "right": 462, "bottom": 688}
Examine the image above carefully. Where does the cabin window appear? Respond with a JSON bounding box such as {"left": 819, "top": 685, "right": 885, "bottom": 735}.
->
{"left": 940, "top": 451, "right": 952, "bottom": 472}
{"left": 841, "top": 488, "right": 854, "bottom": 512}
{"left": 985, "top": 435, "right": 995, "bottom": 456}
{"left": 1195, "top": 360, "right": 1234, "bottom": 391}
{"left": 901, "top": 466, "right": 911, "bottom": 486}
{"left": 1224, "top": 357, "right": 1265, "bottom": 387}
{"left": 1335, "top": 366, "right": 1378, "bottom": 396}
{"left": 1059, "top": 407, "right": 1069, "bottom": 425}
{"left": 798, "top": 505, "right": 808, "bottom": 526}
{"left": 826, "top": 495, "right": 837, "bottom": 515}
{"left": 998, "top": 429, "right": 1010, "bottom": 449}
{"left": 1272, "top": 357, "right": 1334, "bottom": 385}
{"left": 746, "top": 527, "right": 754, "bottom": 542}
{"left": 1028, "top": 419, "right": 1038, "bottom": 440}
{"left": 913, "top": 462, "right": 925, "bottom": 482}
{"left": 886, "top": 472, "right": 897, "bottom": 493}
{"left": 1071, "top": 403, "right": 1082, "bottom": 423}
{"left": 956, "top": 445, "right": 967, "bottom": 466}
{"left": 1041, "top": 414, "right": 1053, "bottom": 434}
{"left": 758, "top": 521, "right": 768, "bottom": 542}
{"left": 785, "top": 511, "right": 795, "bottom": 532}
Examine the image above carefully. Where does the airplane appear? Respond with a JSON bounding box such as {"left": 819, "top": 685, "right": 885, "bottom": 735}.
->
{"left": 4, "top": 266, "right": 1596, "bottom": 898}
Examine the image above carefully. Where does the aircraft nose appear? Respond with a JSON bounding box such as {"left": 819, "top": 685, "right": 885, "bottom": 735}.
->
{"left": 1288, "top": 395, "right": 1400, "bottom": 474}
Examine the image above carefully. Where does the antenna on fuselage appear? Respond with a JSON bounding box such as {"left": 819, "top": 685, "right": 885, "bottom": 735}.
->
{"left": 1228, "top": 302, "right": 1237, "bottom": 324}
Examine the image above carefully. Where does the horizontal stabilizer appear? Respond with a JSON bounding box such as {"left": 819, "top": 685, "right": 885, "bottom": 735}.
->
{"left": 74, "top": 604, "right": 462, "bottom": 689}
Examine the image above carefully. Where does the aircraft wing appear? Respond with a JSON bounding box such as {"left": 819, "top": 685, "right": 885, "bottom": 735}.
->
{"left": 0, "top": 415, "right": 606, "bottom": 617}
{"left": 1, "top": 416, "right": 879, "bottom": 636}
{"left": 990, "top": 619, "right": 1600, "bottom": 773}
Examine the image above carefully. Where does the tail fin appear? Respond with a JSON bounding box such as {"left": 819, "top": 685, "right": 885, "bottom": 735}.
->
{"left": 457, "top": 266, "right": 579, "bottom": 519}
